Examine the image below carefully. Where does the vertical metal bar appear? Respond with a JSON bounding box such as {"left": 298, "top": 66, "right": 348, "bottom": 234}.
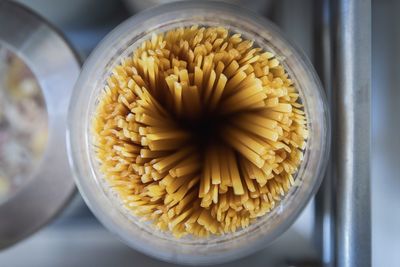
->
{"left": 313, "top": 0, "right": 334, "bottom": 266}
{"left": 332, "top": 0, "right": 371, "bottom": 266}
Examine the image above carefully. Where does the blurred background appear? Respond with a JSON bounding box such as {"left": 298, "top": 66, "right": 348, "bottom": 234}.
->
{"left": 0, "top": 0, "right": 395, "bottom": 266}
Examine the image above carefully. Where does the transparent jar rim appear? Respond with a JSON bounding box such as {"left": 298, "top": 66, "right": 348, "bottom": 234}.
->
{"left": 67, "top": 1, "right": 330, "bottom": 265}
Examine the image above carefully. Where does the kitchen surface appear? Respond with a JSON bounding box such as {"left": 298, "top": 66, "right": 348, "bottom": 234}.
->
{"left": 0, "top": 0, "right": 395, "bottom": 266}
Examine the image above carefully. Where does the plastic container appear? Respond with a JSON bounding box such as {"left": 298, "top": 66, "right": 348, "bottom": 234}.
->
{"left": 67, "top": 2, "right": 330, "bottom": 265}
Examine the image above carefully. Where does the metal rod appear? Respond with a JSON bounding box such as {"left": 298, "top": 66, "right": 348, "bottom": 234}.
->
{"left": 313, "top": 0, "right": 334, "bottom": 266}
{"left": 331, "top": 0, "right": 371, "bottom": 266}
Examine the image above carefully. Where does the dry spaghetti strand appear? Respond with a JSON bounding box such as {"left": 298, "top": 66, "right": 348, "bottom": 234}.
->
{"left": 92, "top": 26, "right": 308, "bottom": 237}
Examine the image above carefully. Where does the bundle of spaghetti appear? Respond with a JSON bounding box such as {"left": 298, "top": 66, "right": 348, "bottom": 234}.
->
{"left": 92, "top": 25, "right": 308, "bottom": 237}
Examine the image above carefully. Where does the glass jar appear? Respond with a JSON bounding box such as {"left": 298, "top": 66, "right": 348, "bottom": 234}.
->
{"left": 0, "top": 0, "right": 80, "bottom": 249}
{"left": 67, "top": 1, "right": 330, "bottom": 265}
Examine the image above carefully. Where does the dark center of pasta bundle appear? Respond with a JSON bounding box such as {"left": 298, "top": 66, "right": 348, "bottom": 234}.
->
{"left": 93, "top": 26, "right": 308, "bottom": 237}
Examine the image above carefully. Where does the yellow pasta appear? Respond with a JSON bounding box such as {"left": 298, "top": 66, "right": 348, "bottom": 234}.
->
{"left": 92, "top": 26, "right": 308, "bottom": 237}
